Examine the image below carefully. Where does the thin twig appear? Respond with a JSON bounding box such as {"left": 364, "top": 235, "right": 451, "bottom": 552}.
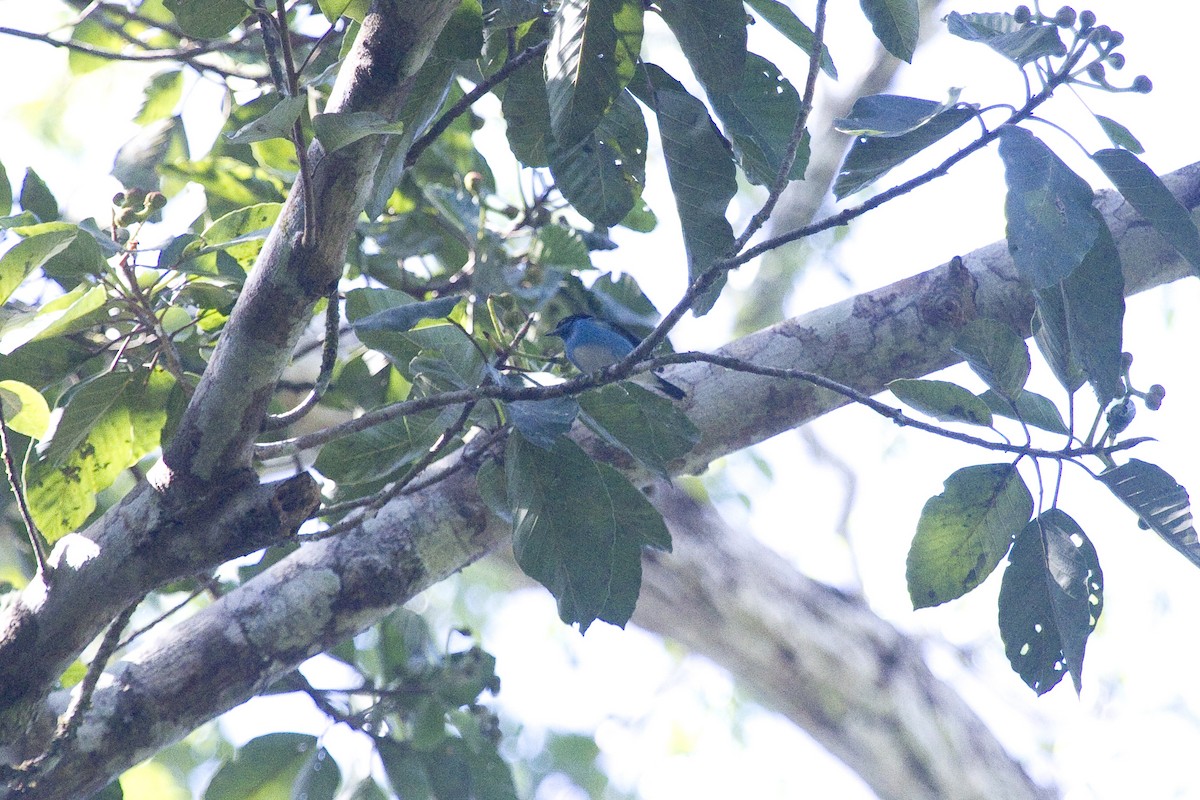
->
{"left": 405, "top": 39, "right": 550, "bottom": 169}
{"left": 0, "top": 405, "right": 49, "bottom": 576}
{"left": 263, "top": 287, "right": 341, "bottom": 430}
{"left": 0, "top": 24, "right": 228, "bottom": 61}
{"left": 732, "top": 0, "right": 828, "bottom": 254}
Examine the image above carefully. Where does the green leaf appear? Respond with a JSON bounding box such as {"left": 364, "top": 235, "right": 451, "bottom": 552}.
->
{"left": 502, "top": 41, "right": 552, "bottom": 167}
{"left": 483, "top": 0, "right": 543, "bottom": 28}
{"left": 546, "top": 0, "right": 644, "bottom": 146}
{"left": 40, "top": 223, "right": 109, "bottom": 281}
{"left": 198, "top": 202, "right": 283, "bottom": 272}
{"left": 292, "top": 747, "right": 341, "bottom": 800}
{"left": 135, "top": 71, "right": 185, "bottom": 125}
{"left": 377, "top": 739, "right": 434, "bottom": 800}
{"left": 0, "top": 161, "right": 11, "bottom": 216}
{"left": 1094, "top": 114, "right": 1144, "bottom": 154}
{"left": 548, "top": 90, "right": 647, "bottom": 227}
{"left": 27, "top": 370, "right": 175, "bottom": 543}
{"left": 19, "top": 168, "right": 59, "bottom": 223}
{"left": 951, "top": 318, "right": 1030, "bottom": 400}
{"left": 979, "top": 389, "right": 1068, "bottom": 435}
{"left": 657, "top": 0, "right": 746, "bottom": 92}
{"left": 0, "top": 380, "right": 50, "bottom": 439}
{"left": 999, "top": 126, "right": 1101, "bottom": 290}
{"left": 203, "top": 733, "right": 318, "bottom": 799}
{"left": 743, "top": 0, "right": 837, "bottom": 79}
{"left": 632, "top": 65, "right": 736, "bottom": 315}
{"left": 906, "top": 464, "right": 1032, "bottom": 609}
{"left": 435, "top": 0, "right": 485, "bottom": 61}
{"left": 476, "top": 457, "right": 512, "bottom": 524}
{"left": 507, "top": 433, "right": 669, "bottom": 631}
{"left": 0, "top": 226, "right": 78, "bottom": 304}
{"left": 1093, "top": 148, "right": 1200, "bottom": 276}
{"left": 1031, "top": 286, "right": 1085, "bottom": 394}
{"left": 998, "top": 509, "right": 1103, "bottom": 695}
{"left": 887, "top": 378, "right": 992, "bottom": 426}
{"left": 347, "top": 779, "right": 390, "bottom": 800}
{"left": 314, "top": 407, "right": 462, "bottom": 485}
{"left": 833, "top": 107, "right": 974, "bottom": 198}
{"left": 312, "top": 111, "right": 406, "bottom": 152}
{"left": 834, "top": 91, "right": 962, "bottom": 137}
{"left": 530, "top": 225, "right": 592, "bottom": 271}
{"left": 165, "top": 0, "right": 250, "bottom": 39}
{"left": 0, "top": 284, "right": 109, "bottom": 354}
{"left": 226, "top": 95, "right": 307, "bottom": 145}
{"left": 579, "top": 382, "right": 700, "bottom": 476}
{"left": 67, "top": 16, "right": 128, "bottom": 74}
{"left": 505, "top": 397, "right": 580, "bottom": 449}
{"left": 1097, "top": 459, "right": 1200, "bottom": 571}
{"left": 318, "top": 0, "right": 370, "bottom": 23}
{"left": 946, "top": 11, "right": 1067, "bottom": 64}
{"left": 351, "top": 295, "right": 464, "bottom": 334}
{"left": 708, "top": 53, "right": 809, "bottom": 185}
{"left": 858, "top": 0, "right": 919, "bottom": 62}
{"left": 1061, "top": 222, "right": 1124, "bottom": 402}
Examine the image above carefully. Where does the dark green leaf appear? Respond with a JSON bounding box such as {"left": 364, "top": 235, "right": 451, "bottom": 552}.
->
{"left": 352, "top": 295, "right": 464, "bottom": 334}
{"left": 887, "top": 378, "right": 992, "bottom": 426}
{"left": 708, "top": 53, "right": 809, "bottom": 185}
{"left": 314, "top": 407, "right": 462, "bottom": 485}
{"left": 657, "top": 0, "right": 747, "bottom": 92}
{"left": 1094, "top": 114, "right": 1144, "bottom": 154}
{"left": 476, "top": 457, "right": 512, "bottom": 524}
{"left": 833, "top": 107, "right": 974, "bottom": 198}
{"left": 505, "top": 397, "right": 580, "bottom": 449}
{"left": 0, "top": 226, "right": 78, "bottom": 304}
{"left": 951, "top": 318, "right": 1030, "bottom": 400}
{"left": 483, "top": 0, "right": 543, "bottom": 28}
{"left": 293, "top": 747, "right": 341, "bottom": 800}
{"left": 312, "top": 111, "right": 406, "bottom": 152}
{"left": 203, "top": 733, "right": 318, "bottom": 799}
{"left": 347, "top": 779, "right": 390, "bottom": 800}
{"left": 999, "top": 510, "right": 1102, "bottom": 695}
{"left": 226, "top": 95, "right": 307, "bottom": 145}
{"left": 946, "top": 11, "right": 1067, "bottom": 64}
{"left": 135, "top": 71, "right": 185, "bottom": 125}
{"left": 507, "top": 433, "right": 669, "bottom": 631}
{"left": 546, "top": 0, "right": 643, "bottom": 145}
{"left": 1031, "top": 285, "right": 1085, "bottom": 394}
{"left": 1093, "top": 148, "right": 1200, "bottom": 276}
{"left": 93, "top": 780, "right": 124, "bottom": 800}
{"left": 0, "top": 284, "right": 109, "bottom": 354}
{"left": 165, "top": 0, "right": 250, "bottom": 39}
{"left": 377, "top": 739, "right": 434, "bottom": 800}
{"left": 1098, "top": 459, "right": 1200, "bottom": 570}
{"left": 578, "top": 382, "right": 699, "bottom": 476}
{"left": 632, "top": 65, "right": 736, "bottom": 315}
{"left": 434, "top": 0, "right": 485, "bottom": 61}
{"left": 1062, "top": 223, "right": 1124, "bottom": 402}
{"left": 906, "top": 464, "right": 1032, "bottom": 609}
{"left": 998, "top": 126, "right": 1100, "bottom": 290}
{"left": 502, "top": 43, "right": 552, "bottom": 166}
{"left": 0, "top": 161, "right": 10, "bottom": 216}
{"left": 530, "top": 225, "right": 593, "bottom": 271}
{"left": 19, "top": 168, "right": 59, "bottom": 223}
{"left": 548, "top": 90, "right": 647, "bottom": 227}
{"left": 113, "top": 116, "right": 189, "bottom": 192}
{"left": 979, "top": 389, "right": 1068, "bottom": 435}
{"left": 858, "top": 0, "right": 919, "bottom": 62}
{"left": 834, "top": 92, "right": 961, "bottom": 137}
{"left": 743, "top": 0, "right": 837, "bottom": 78}
{"left": 41, "top": 224, "right": 109, "bottom": 281}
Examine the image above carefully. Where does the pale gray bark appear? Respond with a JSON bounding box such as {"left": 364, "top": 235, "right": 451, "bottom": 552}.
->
{"left": 3, "top": 0, "right": 1200, "bottom": 794}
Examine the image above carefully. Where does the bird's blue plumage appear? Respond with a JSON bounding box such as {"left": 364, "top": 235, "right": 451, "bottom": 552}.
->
{"left": 548, "top": 314, "right": 685, "bottom": 399}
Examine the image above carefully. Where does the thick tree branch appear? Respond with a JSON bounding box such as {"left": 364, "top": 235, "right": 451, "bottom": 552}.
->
{"left": 17, "top": 160, "right": 1200, "bottom": 798}
{"left": 0, "top": 0, "right": 460, "bottom": 759}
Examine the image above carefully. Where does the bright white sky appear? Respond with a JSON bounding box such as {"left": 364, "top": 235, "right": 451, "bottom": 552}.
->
{"left": 3, "top": 2, "right": 1200, "bottom": 799}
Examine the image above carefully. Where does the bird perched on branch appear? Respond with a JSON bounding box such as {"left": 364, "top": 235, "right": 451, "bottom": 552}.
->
{"left": 548, "top": 313, "right": 686, "bottom": 400}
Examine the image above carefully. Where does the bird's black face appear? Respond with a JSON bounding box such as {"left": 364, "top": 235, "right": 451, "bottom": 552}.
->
{"left": 549, "top": 313, "right": 592, "bottom": 339}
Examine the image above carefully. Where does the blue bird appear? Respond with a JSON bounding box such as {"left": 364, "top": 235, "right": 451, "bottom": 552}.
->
{"left": 548, "top": 313, "right": 686, "bottom": 400}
